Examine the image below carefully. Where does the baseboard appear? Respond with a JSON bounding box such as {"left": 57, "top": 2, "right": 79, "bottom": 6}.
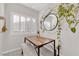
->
{"left": 2, "top": 48, "right": 22, "bottom": 56}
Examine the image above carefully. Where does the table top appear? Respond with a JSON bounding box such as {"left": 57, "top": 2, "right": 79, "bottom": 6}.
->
{"left": 26, "top": 35, "right": 55, "bottom": 47}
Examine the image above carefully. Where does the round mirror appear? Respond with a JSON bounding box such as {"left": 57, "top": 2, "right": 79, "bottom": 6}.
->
{"left": 43, "top": 13, "right": 58, "bottom": 31}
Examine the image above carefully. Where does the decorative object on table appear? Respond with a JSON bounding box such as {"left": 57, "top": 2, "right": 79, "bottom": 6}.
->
{"left": 37, "top": 30, "right": 40, "bottom": 34}
{"left": 2, "top": 23, "right": 7, "bottom": 32}
{"left": 37, "top": 30, "right": 40, "bottom": 37}
{"left": 0, "top": 16, "right": 8, "bottom": 32}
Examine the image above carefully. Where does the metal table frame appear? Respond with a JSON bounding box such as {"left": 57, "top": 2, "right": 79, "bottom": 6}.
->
{"left": 24, "top": 37, "right": 56, "bottom": 56}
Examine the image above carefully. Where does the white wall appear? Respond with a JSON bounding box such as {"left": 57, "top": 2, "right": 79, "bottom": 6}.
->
{"left": 61, "top": 20, "right": 79, "bottom": 56}
{"left": 2, "top": 3, "right": 39, "bottom": 54}
{"left": 0, "top": 33, "right": 3, "bottom": 55}
{"left": 0, "top": 3, "right": 4, "bottom": 16}
{"left": 0, "top": 3, "right": 5, "bottom": 56}
{"left": 40, "top": 3, "right": 79, "bottom": 56}
{"left": 2, "top": 33, "right": 24, "bottom": 51}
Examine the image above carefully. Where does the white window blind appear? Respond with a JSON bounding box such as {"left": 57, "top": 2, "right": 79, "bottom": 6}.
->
{"left": 13, "top": 14, "right": 20, "bottom": 31}
{"left": 11, "top": 13, "right": 37, "bottom": 33}
{"left": 12, "top": 14, "right": 25, "bottom": 32}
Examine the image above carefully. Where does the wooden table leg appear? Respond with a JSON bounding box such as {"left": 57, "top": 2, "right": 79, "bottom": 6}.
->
{"left": 37, "top": 47, "right": 40, "bottom": 56}
{"left": 54, "top": 40, "right": 56, "bottom": 56}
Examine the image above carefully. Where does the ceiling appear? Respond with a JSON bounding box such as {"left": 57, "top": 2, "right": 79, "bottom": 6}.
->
{"left": 21, "top": 3, "right": 49, "bottom": 11}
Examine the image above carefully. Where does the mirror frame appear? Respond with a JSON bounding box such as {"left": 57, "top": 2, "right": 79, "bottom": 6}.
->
{"left": 42, "top": 13, "right": 58, "bottom": 31}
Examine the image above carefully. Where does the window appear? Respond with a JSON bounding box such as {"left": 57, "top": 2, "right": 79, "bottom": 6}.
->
{"left": 11, "top": 13, "right": 37, "bottom": 33}
{"left": 32, "top": 18, "right": 36, "bottom": 23}
{"left": 12, "top": 14, "right": 25, "bottom": 32}
{"left": 13, "top": 15, "right": 20, "bottom": 31}
{"left": 13, "top": 15, "right": 19, "bottom": 23}
{"left": 25, "top": 17, "right": 37, "bottom": 33}
{"left": 26, "top": 17, "right": 30, "bottom": 22}
{"left": 20, "top": 16, "right": 25, "bottom": 31}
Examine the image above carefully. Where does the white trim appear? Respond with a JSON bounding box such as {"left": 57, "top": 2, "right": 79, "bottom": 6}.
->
{"left": 2, "top": 48, "right": 22, "bottom": 55}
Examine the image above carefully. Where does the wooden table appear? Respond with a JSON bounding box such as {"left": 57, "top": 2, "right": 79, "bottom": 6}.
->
{"left": 24, "top": 35, "right": 56, "bottom": 56}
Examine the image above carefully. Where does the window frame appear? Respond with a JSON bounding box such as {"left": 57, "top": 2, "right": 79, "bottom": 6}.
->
{"left": 10, "top": 12, "right": 37, "bottom": 34}
{"left": 10, "top": 12, "right": 26, "bottom": 32}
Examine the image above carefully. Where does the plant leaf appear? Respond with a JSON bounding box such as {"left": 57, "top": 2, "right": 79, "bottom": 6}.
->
{"left": 67, "top": 20, "right": 73, "bottom": 25}
{"left": 71, "top": 27, "right": 76, "bottom": 33}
